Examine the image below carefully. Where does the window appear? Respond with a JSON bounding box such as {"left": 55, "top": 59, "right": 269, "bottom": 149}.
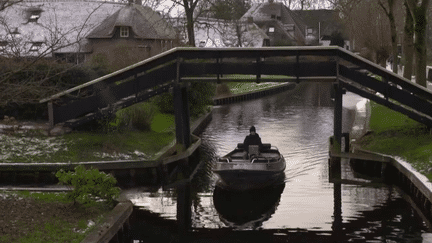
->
{"left": 29, "top": 13, "right": 40, "bottom": 22}
{"left": 28, "top": 9, "right": 42, "bottom": 23}
{"left": 0, "top": 41, "right": 7, "bottom": 51}
{"left": 271, "top": 14, "right": 276, "bottom": 19}
{"left": 120, "top": 26, "right": 129, "bottom": 37}
{"left": 30, "top": 42, "right": 42, "bottom": 52}
{"left": 11, "top": 27, "right": 20, "bottom": 35}
{"left": 269, "top": 27, "right": 275, "bottom": 33}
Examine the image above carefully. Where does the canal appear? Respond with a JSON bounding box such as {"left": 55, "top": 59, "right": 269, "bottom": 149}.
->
{"left": 122, "top": 82, "right": 432, "bottom": 242}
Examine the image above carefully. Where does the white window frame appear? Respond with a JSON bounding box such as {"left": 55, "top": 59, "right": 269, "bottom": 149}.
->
{"left": 269, "top": 27, "right": 275, "bottom": 33}
{"left": 30, "top": 42, "right": 42, "bottom": 52}
{"left": 120, "top": 26, "right": 129, "bottom": 38}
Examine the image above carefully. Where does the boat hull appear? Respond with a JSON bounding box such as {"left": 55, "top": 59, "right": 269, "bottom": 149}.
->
{"left": 214, "top": 169, "right": 285, "bottom": 190}
{"left": 213, "top": 157, "right": 286, "bottom": 190}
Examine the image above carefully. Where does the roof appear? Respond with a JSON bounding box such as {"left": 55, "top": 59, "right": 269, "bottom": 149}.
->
{"left": 240, "top": 2, "right": 307, "bottom": 43}
{"left": 293, "top": 9, "right": 346, "bottom": 37}
{"left": 0, "top": 0, "right": 175, "bottom": 56}
{"left": 87, "top": 4, "right": 176, "bottom": 39}
{"left": 0, "top": 1, "right": 125, "bottom": 54}
{"left": 241, "top": 2, "right": 307, "bottom": 31}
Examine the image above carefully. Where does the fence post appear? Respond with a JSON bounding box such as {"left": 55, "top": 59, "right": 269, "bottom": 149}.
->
{"left": 174, "top": 57, "right": 191, "bottom": 151}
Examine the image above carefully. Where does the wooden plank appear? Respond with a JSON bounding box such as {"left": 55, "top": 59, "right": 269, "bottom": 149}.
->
{"left": 52, "top": 65, "right": 176, "bottom": 124}
{"left": 63, "top": 84, "right": 173, "bottom": 127}
{"left": 81, "top": 201, "right": 133, "bottom": 243}
{"left": 181, "top": 61, "right": 336, "bottom": 77}
{"left": 0, "top": 160, "right": 162, "bottom": 172}
{"left": 342, "top": 80, "right": 432, "bottom": 127}
{"left": 337, "top": 48, "right": 432, "bottom": 101}
{"left": 330, "top": 152, "right": 391, "bottom": 163}
{"left": 341, "top": 65, "right": 432, "bottom": 116}
{"left": 182, "top": 77, "right": 336, "bottom": 83}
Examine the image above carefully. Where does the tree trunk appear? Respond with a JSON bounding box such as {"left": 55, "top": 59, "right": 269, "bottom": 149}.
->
{"left": 406, "top": 0, "right": 430, "bottom": 87}
{"left": 378, "top": 0, "right": 398, "bottom": 73}
{"left": 403, "top": 2, "right": 414, "bottom": 80}
{"left": 388, "top": 4, "right": 398, "bottom": 73}
{"left": 185, "top": 8, "right": 196, "bottom": 47}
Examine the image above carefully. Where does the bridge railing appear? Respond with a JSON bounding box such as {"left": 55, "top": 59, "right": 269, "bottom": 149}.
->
{"left": 40, "top": 46, "right": 432, "bottom": 130}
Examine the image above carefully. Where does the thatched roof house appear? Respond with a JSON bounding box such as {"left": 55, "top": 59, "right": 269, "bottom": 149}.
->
{"left": 241, "top": 0, "right": 307, "bottom": 46}
{"left": 0, "top": 0, "right": 177, "bottom": 67}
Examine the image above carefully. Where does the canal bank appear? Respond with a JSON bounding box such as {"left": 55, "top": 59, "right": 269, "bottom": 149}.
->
{"left": 1, "top": 81, "right": 297, "bottom": 243}
{"left": 0, "top": 109, "right": 212, "bottom": 243}
{"left": 330, "top": 93, "right": 432, "bottom": 224}
{"left": 213, "top": 82, "right": 296, "bottom": 105}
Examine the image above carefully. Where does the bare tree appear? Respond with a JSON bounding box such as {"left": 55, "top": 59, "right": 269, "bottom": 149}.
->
{"left": 405, "top": 0, "right": 430, "bottom": 87}
{"left": 402, "top": 1, "right": 414, "bottom": 80}
{"left": 0, "top": 1, "right": 111, "bottom": 106}
{"left": 172, "top": 0, "right": 202, "bottom": 46}
{"left": 377, "top": 0, "right": 398, "bottom": 73}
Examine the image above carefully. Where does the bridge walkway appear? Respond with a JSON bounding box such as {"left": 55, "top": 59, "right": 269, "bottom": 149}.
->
{"left": 40, "top": 47, "right": 432, "bottom": 147}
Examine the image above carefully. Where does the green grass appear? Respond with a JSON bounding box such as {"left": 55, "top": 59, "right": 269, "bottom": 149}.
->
{"left": 1, "top": 108, "right": 176, "bottom": 163}
{"left": 356, "top": 101, "right": 432, "bottom": 180}
{"left": 16, "top": 218, "right": 87, "bottom": 243}
{"left": 226, "top": 78, "right": 288, "bottom": 95}
{"left": 0, "top": 190, "right": 111, "bottom": 243}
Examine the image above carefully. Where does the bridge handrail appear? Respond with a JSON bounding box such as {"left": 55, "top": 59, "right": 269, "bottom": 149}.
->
{"left": 39, "top": 47, "right": 179, "bottom": 103}
{"left": 337, "top": 47, "right": 432, "bottom": 100}
{"left": 39, "top": 46, "right": 342, "bottom": 103}
{"left": 38, "top": 46, "right": 432, "bottom": 128}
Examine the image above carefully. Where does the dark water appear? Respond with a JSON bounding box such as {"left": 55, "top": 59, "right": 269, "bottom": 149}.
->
{"left": 124, "top": 82, "right": 432, "bottom": 242}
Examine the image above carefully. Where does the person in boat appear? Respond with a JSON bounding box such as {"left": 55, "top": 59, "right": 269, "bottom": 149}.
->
{"left": 243, "top": 126, "right": 263, "bottom": 159}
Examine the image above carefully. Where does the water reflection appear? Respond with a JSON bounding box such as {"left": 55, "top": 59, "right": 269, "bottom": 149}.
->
{"left": 125, "top": 83, "right": 432, "bottom": 242}
{"left": 213, "top": 177, "right": 285, "bottom": 229}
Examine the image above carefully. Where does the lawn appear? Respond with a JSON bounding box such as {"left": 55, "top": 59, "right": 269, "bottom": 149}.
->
{"left": 225, "top": 76, "right": 289, "bottom": 95}
{"left": 355, "top": 101, "right": 432, "bottom": 180}
{"left": 0, "top": 190, "right": 113, "bottom": 243}
{"left": 0, "top": 107, "right": 176, "bottom": 163}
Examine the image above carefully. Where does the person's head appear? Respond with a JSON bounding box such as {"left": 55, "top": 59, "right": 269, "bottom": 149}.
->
{"left": 249, "top": 126, "right": 256, "bottom": 135}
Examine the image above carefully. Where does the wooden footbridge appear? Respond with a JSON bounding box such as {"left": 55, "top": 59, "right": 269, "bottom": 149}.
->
{"left": 40, "top": 46, "right": 432, "bottom": 149}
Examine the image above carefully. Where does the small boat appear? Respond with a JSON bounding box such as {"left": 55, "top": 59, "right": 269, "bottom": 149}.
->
{"left": 213, "top": 143, "right": 286, "bottom": 191}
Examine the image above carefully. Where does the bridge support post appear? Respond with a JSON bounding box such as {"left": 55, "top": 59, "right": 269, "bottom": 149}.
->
{"left": 333, "top": 82, "right": 343, "bottom": 150}
{"left": 174, "top": 58, "right": 191, "bottom": 151}
{"left": 177, "top": 181, "right": 192, "bottom": 235}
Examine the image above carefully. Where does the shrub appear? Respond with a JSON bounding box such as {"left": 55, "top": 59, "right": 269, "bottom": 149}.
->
{"left": 113, "top": 102, "right": 156, "bottom": 131}
{"left": 152, "top": 82, "right": 215, "bottom": 117}
{"left": 55, "top": 165, "right": 120, "bottom": 206}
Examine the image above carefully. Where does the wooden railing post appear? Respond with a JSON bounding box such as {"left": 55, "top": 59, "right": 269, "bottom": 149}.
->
{"left": 174, "top": 57, "right": 191, "bottom": 151}
{"left": 48, "top": 101, "right": 54, "bottom": 127}
{"left": 334, "top": 58, "right": 343, "bottom": 149}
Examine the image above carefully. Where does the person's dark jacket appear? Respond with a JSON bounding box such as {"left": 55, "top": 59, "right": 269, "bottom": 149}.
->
{"left": 243, "top": 133, "right": 263, "bottom": 150}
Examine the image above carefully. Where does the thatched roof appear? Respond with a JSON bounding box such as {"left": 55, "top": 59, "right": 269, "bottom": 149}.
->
{"left": 241, "top": 2, "right": 307, "bottom": 32}
{"left": 87, "top": 4, "right": 176, "bottom": 39}
{"left": 0, "top": 0, "right": 175, "bottom": 56}
{"left": 293, "top": 9, "right": 346, "bottom": 38}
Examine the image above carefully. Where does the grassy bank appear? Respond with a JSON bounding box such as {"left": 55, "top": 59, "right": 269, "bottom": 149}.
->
{"left": 0, "top": 190, "right": 113, "bottom": 243}
{"left": 354, "top": 101, "right": 432, "bottom": 180}
{"left": 1, "top": 103, "right": 177, "bottom": 163}
{"left": 225, "top": 77, "right": 289, "bottom": 95}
